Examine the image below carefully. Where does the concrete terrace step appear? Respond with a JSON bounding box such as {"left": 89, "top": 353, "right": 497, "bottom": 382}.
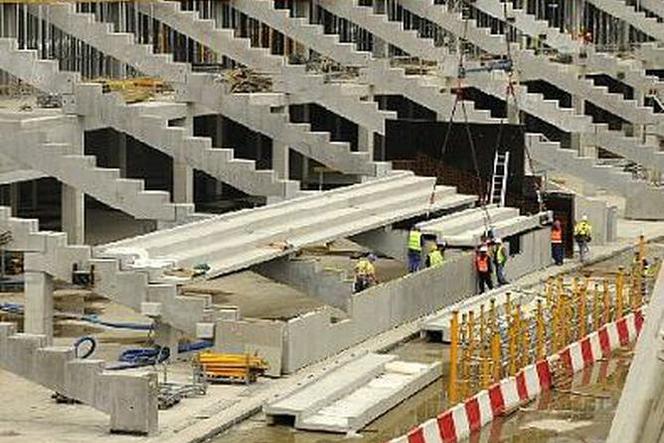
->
{"left": 526, "top": 133, "right": 664, "bottom": 219}
{"left": 265, "top": 352, "right": 440, "bottom": 433}
{"left": 584, "top": 0, "right": 664, "bottom": 41}
{"left": 0, "top": 323, "right": 158, "bottom": 434}
{"left": 95, "top": 173, "right": 476, "bottom": 278}
{"left": 299, "top": 360, "right": 441, "bottom": 432}
{"left": 0, "top": 122, "right": 200, "bottom": 223}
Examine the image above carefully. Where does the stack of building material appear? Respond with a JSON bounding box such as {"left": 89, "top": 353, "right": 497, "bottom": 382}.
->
{"left": 197, "top": 352, "right": 268, "bottom": 384}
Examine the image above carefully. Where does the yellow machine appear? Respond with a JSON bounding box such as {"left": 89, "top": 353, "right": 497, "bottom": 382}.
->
{"left": 196, "top": 352, "right": 268, "bottom": 384}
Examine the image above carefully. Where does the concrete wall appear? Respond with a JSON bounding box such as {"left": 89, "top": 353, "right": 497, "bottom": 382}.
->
{"left": 255, "top": 257, "right": 353, "bottom": 311}
{"left": 281, "top": 253, "right": 476, "bottom": 373}
{"left": 504, "top": 228, "right": 552, "bottom": 281}
{"left": 215, "top": 319, "right": 285, "bottom": 377}
{"left": 216, "top": 227, "right": 553, "bottom": 374}
{"left": 352, "top": 227, "right": 409, "bottom": 262}
{"left": 574, "top": 194, "right": 618, "bottom": 245}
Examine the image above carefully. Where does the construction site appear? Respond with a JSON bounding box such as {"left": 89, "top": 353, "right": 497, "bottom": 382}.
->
{"left": 1, "top": 0, "right": 664, "bottom": 442}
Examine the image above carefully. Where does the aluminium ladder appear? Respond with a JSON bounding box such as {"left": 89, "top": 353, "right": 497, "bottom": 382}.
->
{"left": 489, "top": 150, "right": 509, "bottom": 207}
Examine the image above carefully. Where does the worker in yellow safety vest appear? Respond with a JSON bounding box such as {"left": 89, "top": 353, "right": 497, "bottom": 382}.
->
{"left": 574, "top": 215, "right": 592, "bottom": 263}
{"left": 354, "top": 253, "right": 377, "bottom": 293}
{"left": 426, "top": 243, "right": 445, "bottom": 268}
{"left": 407, "top": 227, "right": 423, "bottom": 273}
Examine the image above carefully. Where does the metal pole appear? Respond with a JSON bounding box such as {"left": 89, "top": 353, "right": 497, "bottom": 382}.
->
{"left": 448, "top": 310, "right": 459, "bottom": 405}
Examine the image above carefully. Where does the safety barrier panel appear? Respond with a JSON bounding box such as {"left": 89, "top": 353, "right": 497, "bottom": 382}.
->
{"left": 387, "top": 308, "right": 643, "bottom": 443}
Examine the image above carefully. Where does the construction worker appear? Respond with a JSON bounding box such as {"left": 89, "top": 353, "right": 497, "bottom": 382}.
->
{"left": 574, "top": 215, "right": 592, "bottom": 263}
{"left": 407, "top": 227, "right": 423, "bottom": 273}
{"left": 426, "top": 243, "right": 445, "bottom": 268}
{"left": 475, "top": 244, "right": 493, "bottom": 293}
{"left": 354, "top": 253, "right": 377, "bottom": 293}
{"left": 492, "top": 238, "right": 509, "bottom": 286}
{"left": 551, "top": 219, "right": 564, "bottom": 266}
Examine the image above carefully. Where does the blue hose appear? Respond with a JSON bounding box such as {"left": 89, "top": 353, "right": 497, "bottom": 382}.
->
{"left": 80, "top": 314, "right": 152, "bottom": 331}
{"left": 73, "top": 336, "right": 96, "bottom": 359}
{"left": 178, "top": 340, "right": 213, "bottom": 353}
{"left": 0, "top": 302, "right": 24, "bottom": 315}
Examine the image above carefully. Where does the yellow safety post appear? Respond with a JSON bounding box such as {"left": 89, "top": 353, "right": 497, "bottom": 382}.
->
{"left": 491, "top": 326, "right": 501, "bottom": 382}
{"left": 460, "top": 313, "right": 469, "bottom": 400}
{"left": 592, "top": 282, "right": 601, "bottom": 331}
{"left": 639, "top": 234, "right": 646, "bottom": 263}
{"left": 551, "top": 282, "right": 560, "bottom": 352}
{"left": 578, "top": 280, "right": 587, "bottom": 339}
{"left": 505, "top": 292, "right": 512, "bottom": 323}
{"left": 467, "top": 311, "right": 476, "bottom": 397}
{"left": 448, "top": 311, "right": 459, "bottom": 405}
{"left": 480, "top": 343, "right": 491, "bottom": 389}
{"left": 479, "top": 305, "right": 486, "bottom": 355}
{"left": 560, "top": 286, "right": 569, "bottom": 348}
{"left": 536, "top": 299, "right": 545, "bottom": 360}
{"left": 520, "top": 314, "right": 530, "bottom": 369}
{"left": 603, "top": 278, "right": 611, "bottom": 324}
{"left": 616, "top": 267, "right": 624, "bottom": 319}
{"left": 545, "top": 277, "right": 554, "bottom": 309}
{"left": 508, "top": 305, "right": 518, "bottom": 376}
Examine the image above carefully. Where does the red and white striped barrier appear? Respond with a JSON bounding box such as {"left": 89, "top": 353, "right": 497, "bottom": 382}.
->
{"left": 388, "top": 309, "right": 643, "bottom": 443}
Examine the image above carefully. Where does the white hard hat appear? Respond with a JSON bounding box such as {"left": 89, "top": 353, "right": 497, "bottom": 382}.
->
{"left": 582, "top": 215, "right": 588, "bottom": 221}
{"left": 494, "top": 238, "right": 502, "bottom": 243}
{"left": 480, "top": 245, "right": 488, "bottom": 252}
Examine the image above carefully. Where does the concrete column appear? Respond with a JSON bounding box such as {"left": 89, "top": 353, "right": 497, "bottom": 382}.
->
{"left": 357, "top": 125, "right": 374, "bottom": 159}
{"left": 372, "top": 36, "right": 388, "bottom": 58}
{"left": 61, "top": 184, "right": 85, "bottom": 244}
{"left": 9, "top": 182, "right": 19, "bottom": 216}
{"left": 24, "top": 271, "right": 54, "bottom": 344}
{"left": 172, "top": 109, "right": 194, "bottom": 204}
{"left": 117, "top": 132, "right": 128, "bottom": 178}
{"left": 506, "top": 101, "right": 520, "bottom": 124}
{"left": 272, "top": 141, "right": 289, "bottom": 179}
{"left": 62, "top": 122, "right": 85, "bottom": 244}
{"left": 173, "top": 161, "right": 194, "bottom": 204}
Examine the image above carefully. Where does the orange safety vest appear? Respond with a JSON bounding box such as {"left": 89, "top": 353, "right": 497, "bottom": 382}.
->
{"left": 476, "top": 254, "right": 489, "bottom": 273}
{"left": 551, "top": 227, "right": 562, "bottom": 244}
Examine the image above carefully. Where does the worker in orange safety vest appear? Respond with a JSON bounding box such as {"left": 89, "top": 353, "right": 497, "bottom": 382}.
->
{"left": 551, "top": 219, "right": 564, "bottom": 266}
{"left": 475, "top": 244, "right": 493, "bottom": 293}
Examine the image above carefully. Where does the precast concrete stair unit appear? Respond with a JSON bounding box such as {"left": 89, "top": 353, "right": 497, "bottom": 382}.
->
{"left": 317, "top": 0, "right": 447, "bottom": 61}
{"left": 465, "top": 70, "right": 664, "bottom": 172}
{"left": 583, "top": 0, "right": 664, "bottom": 42}
{"left": 469, "top": 0, "right": 581, "bottom": 53}
{"left": 96, "top": 171, "right": 477, "bottom": 278}
{"left": 416, "top": 205, "right": 545, "bottom": 247}
{"left": 469, "top": 0, "right": 664, "bottom": 96}
{"left": 0, "top": 207, "right": 215, "bottom": 338}
{"left": 0, "top": 38, "right": 299, "bottom": 199}
{"left": 0, "top": 119, "right": 202, "bottom": 224}
{"left": 228, "top": 0, "right": 495, "bottom": 122}
{"left": 526, "top": 133, "right": 664, "bottom": 219}
{"left": 264, "top": 352, "right": 441, "bottom": 433}
{"left": 136, "top": 0, "right": 398, "bottom": 138}
{"left": 0, "top": 323, "right": 157, "bottom": 434}
{"left": 32, "top": 3, "right": 390, "bottom": 178}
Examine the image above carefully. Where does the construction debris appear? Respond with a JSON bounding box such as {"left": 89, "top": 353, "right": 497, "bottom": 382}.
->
{"left": 196, "top": 352, "right": 268, "bottom": 384}
{"left": 92, "top": 77, "right": 169, "bottom": 103}
{"left": 217, "top": 67, "right": 273, "bottom": 93}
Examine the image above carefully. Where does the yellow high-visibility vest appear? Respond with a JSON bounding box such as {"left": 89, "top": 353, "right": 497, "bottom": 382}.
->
{"left": 408, "top": 230, "right": 422, "bottom": 252}
{"left": 428, "top": 249, "right": 444, "bottom": 267}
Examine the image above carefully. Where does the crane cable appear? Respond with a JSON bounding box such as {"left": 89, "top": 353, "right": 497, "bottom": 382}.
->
{"left": 499, "top": 1, "right": 546, "bottom": 214}
{"left": 439, "top": 5, "right": 493, "bottom": 233}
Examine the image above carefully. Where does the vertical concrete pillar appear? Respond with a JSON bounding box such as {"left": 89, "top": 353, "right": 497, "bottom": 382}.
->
{"left": 24, "top": 271, "right": 54, "bottom": 344}
{"left": 117, "top": 132, "right": 128, "bottom": 178}
{"left": 506, "top": 101, "right": 520, "bottom": 124}
{"left": 61, "top": 184, "right": 85, "bottom": 244}
{"left": 172, "top": 109, "right": 194, "bottom": 204}
{"left": 357, "top": 125, "right": 374, "bottom": 158}
{"left": 62, "top": 121, "right": 85, "bottom": 244}
{"left": 9, "top": 182, "right": 19, "bottom": 216}
{"left": 272, "top": 141, "right": 289, "bottom": 179}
